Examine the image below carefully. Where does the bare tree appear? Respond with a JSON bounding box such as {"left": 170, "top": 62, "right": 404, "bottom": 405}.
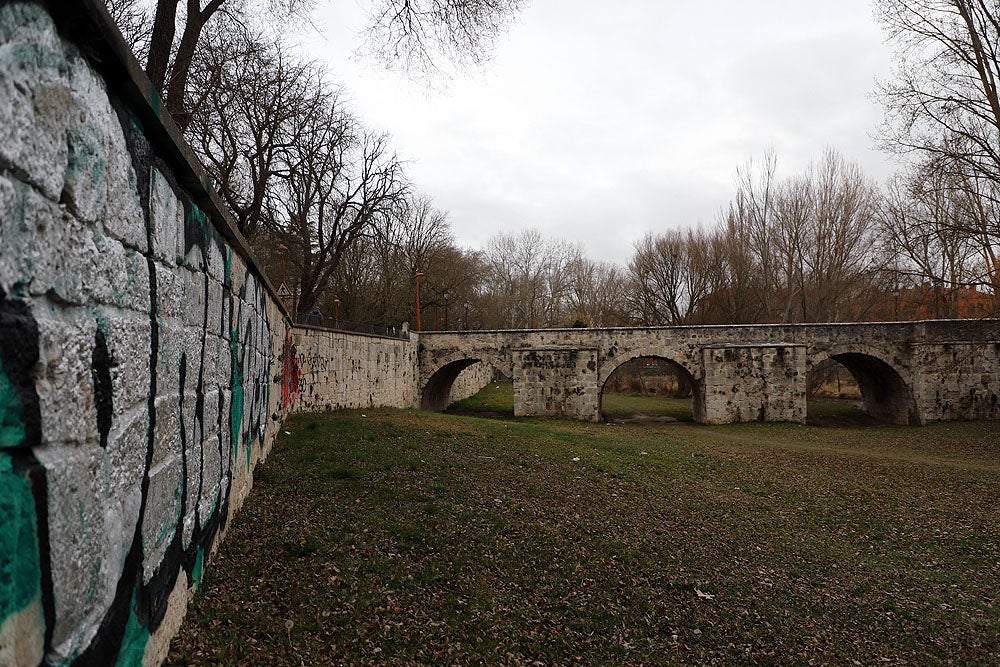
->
{"left": 627, "top": 229, "right": 712, "bottom": 326}
{"left": 642, "top": 150, "right": 888, "bottom": 326}
{"left": 777, "top": 149, "right": 883, "bottom": 322}
{"left": 271, "top": 112, "right": 408, "bottom": 315}
{"left": 876, "top": 0, "right": 1000, "bottom": 298}
{"left": 564, "top": 258, "right": 630, "bottom": 327}
{"left": 877, "top": 0, "right": 1000, "bottom": 187}
{"left": 363, "top": 0, "right": 525, "bottom": 75}
{"left": 880, "top": 164, "right": 990, "bottom": 316}
{"left": 329, "top": 195, "right": 469, "bottom": 327}
{"left": 724, "top": 150, "right": 781, "bottom": 322}
{"left": 481, "top": 230, "right": 583, "bottom": 329}
{"left": 186, "top": 26, "right": 327, "bottom": 238}
{"left": 103, "top": 0, "right": 151, "bottom": 57}
{"left": 111, "top": 0, "right": 522, "bottom": 129}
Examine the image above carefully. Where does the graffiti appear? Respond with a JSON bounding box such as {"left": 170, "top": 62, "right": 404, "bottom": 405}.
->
{"left": 0, "top": 4, "right": 284, "bottom": 663}
{"left": 91, "top": 328, "right": 113, "bottom": 449}
{"left": 282, "top": 329, "right": 302, "bottom": 409}
{"left": 0, "top": 291, "right": 50, "bottom": 666}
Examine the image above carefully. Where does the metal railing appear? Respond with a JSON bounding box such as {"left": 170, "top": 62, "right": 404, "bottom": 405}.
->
{"left": 293, "top": 313, "right": 408, "bottom": 339}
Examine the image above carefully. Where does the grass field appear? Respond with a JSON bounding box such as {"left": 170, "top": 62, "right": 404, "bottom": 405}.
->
{"left": 167, "top": 395, "right": 1000, "bottom": 665}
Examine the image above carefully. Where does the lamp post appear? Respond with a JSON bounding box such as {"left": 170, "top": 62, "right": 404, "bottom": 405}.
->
{"left": 414, "top": 272, "right": 425, "bottom": 331}
{"left": 463, "top": 301, "right": 470, "bottom": 330}
{"left": 333, "top": 297, "right": 340, "bottom": 327}
{"left": 443, "top": 289, "right": 451, "bottom": 330}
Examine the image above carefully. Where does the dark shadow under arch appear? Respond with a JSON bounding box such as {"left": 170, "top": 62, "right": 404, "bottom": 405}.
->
{"left": 599, "top": 356, "right": 704, "bottom": 422}
{"left": 822, "top": 353, "right": 918, "bottom": 425}
{"left": 421, "top": 359, "right": 482, "bottom": 411}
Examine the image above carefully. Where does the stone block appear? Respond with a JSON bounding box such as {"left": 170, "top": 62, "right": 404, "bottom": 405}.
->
{"left": 512, "top": 347, "right": 599, "bottom": 421}
{"left": 97, "top": 111, "right": 146, "bottom": 253}
{"left": 155, "top": 263, "right": 185, "bottom": 322}
{"left": 0, "top": 3, "right": 72, "bottom": 201}
{"left": 100, "top": 311, "right": 153, "bottom": 428}
{"left": 141, "top": 448, "right": 183, "bottom": 584}
{"left": 197, "top": 433, "right": 223, "bottom": 531}
{"left": 150, "top": 167, "right": 183, "bottom": 267}
{"left": 86, "top": 234, "right": 150, "bottom": 312}
{"left": 700, "top": 345, "right": 806, "bottom": 424}
{"left": 33, "top": 441, "right": 140, "bottom": 664}
{"left": 0, "top": 175, "right": 36, "bottom": 294}
{"left": 34, "top": 307, "right": 99, "bottom": 447}
{"left": 181, "top": 268, "right": 209, "bottom": 329}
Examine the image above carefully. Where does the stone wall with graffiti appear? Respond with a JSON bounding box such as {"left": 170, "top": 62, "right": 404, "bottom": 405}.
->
{"left": 0, "top": 2, "right": 497, "bottom": 665}
{"left": 288, "top": 328, "right": 418, "bottom": 413}
{"left": 0, "top": 3, "right": 290, "bottom": 664}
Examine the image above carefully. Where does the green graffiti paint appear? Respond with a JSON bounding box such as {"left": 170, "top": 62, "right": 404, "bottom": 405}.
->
{"left": 64, "top": 128, "right": 106, "bottom": 185}
{"left": 150, "top": 86, "right": 161, "bottom": 117}
{"left": 187, "top": 203, "right": 206, "bottom": 228}
{"left": 153, "top": 479, "right": 184, "bottom": 547}
{"left": 113, "top": 590, "right": 150, "bottom": 667}
{"left": 191, "top": 547, "right": 205, "bottom": 590}
{"left": 9, "top": 34, "right": 66, "bottom": 71}
{"left": 127, "top": 108, "right": 144, "bottom": 135}
{"left": 229, "top": 330, "right": 244, "bottom": 463}
{"left": 0, "top": 357, "right": 25, "bottom": 450}
{"left": 0, "top": 454, "right": 42, "bottom": 625}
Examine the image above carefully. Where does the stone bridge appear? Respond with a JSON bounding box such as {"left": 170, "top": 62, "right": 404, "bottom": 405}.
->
{"left": 416, "top": 320, "right": 1000, "bottom": 424}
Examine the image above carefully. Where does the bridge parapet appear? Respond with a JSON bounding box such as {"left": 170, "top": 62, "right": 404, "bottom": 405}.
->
{"left": 416, "top": 321, "right": 1000, "bottom": 424}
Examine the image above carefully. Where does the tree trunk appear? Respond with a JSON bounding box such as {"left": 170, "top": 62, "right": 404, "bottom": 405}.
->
{"left": 146, "top": 0, "right": 181, "bottom": 90}
{"left": 165, "top": 0, "right": 226, "bottom": 132}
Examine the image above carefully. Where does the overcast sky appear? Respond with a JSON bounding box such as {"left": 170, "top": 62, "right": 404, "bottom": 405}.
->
{"left": 300, "top": 0, "right": 898, "bottom": 266}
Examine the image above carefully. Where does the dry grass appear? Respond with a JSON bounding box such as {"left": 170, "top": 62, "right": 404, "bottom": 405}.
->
{"left": 167, "top": 403, "right": 1000, "bottom": 666}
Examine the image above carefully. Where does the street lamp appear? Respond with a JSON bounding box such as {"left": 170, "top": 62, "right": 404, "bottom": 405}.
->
{"left": 463, "top": 301, "right": 470, "bottom": 330}
{"left": 415, "top": 272, "right": 425, "bottom": 331}
{"left": 443, "top": 289, "right": 451, "bottom": 330}
{"left": 333, "top": 297, "right": 340, "bottom": 326}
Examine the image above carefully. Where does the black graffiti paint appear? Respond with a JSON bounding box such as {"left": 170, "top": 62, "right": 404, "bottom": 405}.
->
{"left": 74, "top": 101, "right": 161, "bottom": 666}
{"left": 0, "top": 291, "right": 55, "bottom": 650}
{"left": 91, "top": 328, "right": 113, "bottom": 449}
{"left": 0, "top": 291, "right": 42, "bottom": 451}
{"left": 73, "top": 95, "right": 278, "bottom": 664}
{"left": 238, "top": 276, "right": 271, "bottom": 455}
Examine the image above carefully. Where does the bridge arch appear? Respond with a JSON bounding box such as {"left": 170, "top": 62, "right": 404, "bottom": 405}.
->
{"left": 420, "top": 359, "right": 484, "bottom": 411}
{"left": 598, "top": 354, "right": 705, "bottom": 422}
{"left": 810, "top": 348, "right": 918, "bottom": 425}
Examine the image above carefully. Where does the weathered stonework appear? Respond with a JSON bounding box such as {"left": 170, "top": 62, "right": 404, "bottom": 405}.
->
{"left": 0, "top": 6, "right": 499, "bottom": 663}
{"left": 290, "top": 327, "right": 418, "bottom": 412}
{"left": 0, "top": 3, "right": 296, "bottom": 663}
{"left": 701, "top": 345, "right": 806, "bottom": 424}
{"left": 1, "top": 3, "right": 998, "bottom": 666}
{"left": 512, "top": 347, "right": 600, "bottom": 420}
{"left": 417, "top": 323, "right": 1000, "bottom": 425}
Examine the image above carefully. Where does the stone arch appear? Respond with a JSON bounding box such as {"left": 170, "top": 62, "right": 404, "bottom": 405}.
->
{"left": 597, "top": 354, "right": 705, "bottom": 422}
{"left": 420, "top": 358, "right": 482, "bottom": 411}
{"left": 810, "top": 349, "right": 918, "bottom": 425}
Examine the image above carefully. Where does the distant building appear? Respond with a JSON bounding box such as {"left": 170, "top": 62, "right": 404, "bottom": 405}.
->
{"left": 889, "top": 284, "right": 996, "bottom": 320}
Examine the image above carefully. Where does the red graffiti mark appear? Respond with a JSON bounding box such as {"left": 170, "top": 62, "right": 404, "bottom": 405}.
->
{"left": 282, "top": 330, "right": 302, "bottom": 409}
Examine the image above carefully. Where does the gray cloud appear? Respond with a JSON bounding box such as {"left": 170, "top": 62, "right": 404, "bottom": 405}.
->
{"left": 304, "top": 0, "right": 896, "bottom": 265}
